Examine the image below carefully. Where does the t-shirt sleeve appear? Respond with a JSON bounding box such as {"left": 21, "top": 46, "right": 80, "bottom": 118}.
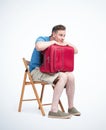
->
{"left": 35, "top": 36, "right": 46, "bottom": 43}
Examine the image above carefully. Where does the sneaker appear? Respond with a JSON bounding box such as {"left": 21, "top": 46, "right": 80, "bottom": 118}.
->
{"left": 68, "top": 107, "right": 81, "bottom": 116}
{"left": 48, "top": 110, "right": 72, "bottom": 119}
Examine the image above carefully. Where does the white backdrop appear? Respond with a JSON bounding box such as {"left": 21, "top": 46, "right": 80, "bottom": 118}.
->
{"left": 0, "top": 0, "right": 106, "bottom": 130}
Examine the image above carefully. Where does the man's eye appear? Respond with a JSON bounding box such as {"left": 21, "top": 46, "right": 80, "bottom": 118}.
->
{"left": 60, "top": 34, "right": 63, "bottom": 36}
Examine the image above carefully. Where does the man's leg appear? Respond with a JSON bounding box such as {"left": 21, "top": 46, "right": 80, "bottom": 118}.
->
{"left": 65, "top": 72, "right": 75, "bottom": 108}
{"left": 65, "top": 72, "right": 81, "bottom": 116}
{"left": 51, "top": 73, "right": 67, "bottom": 112}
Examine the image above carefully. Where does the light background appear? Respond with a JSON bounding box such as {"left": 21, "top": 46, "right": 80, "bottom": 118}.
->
{"left": 0, "top": 0, "right": 106, "bottom": 130}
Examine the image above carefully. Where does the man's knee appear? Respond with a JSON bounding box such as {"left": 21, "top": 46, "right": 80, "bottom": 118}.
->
{"left": 59, "top": 72, "right": 75, "bottom": 80}
{"left": 66, "top": 72, "right": 75, "bottom": 81}
{"left": 59, "top": 72, "right": 67, "bottom": 82}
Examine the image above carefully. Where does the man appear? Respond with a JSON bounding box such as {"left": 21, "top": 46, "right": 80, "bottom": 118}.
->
{"left": 29, "top": 24, "right": 81, "bottom": 119}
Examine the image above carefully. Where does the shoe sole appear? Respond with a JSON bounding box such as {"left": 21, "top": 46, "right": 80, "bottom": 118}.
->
{"left": 48, "top": 114, "right": 72, "bottom": 119}
{"left": 71, "top": 113, "right": 81, "bottom": 116}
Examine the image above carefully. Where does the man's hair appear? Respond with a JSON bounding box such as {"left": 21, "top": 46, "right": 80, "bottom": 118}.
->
{"left": 52, "top": 24, "right": 66, "bottom": 33}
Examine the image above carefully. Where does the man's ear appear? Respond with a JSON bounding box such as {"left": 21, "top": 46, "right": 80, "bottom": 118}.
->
{"left": 52, "top": 32, "right": 56, "bottom": 38}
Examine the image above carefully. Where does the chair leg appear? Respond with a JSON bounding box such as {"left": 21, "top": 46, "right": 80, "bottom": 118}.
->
{"left": 31, "top": 83, "right": 45, "bottom": 116}
{"left": 59, "top": 100, "right": 65, "bottom": 112}
{"left": 39, "top": 84, "right": 45, "bottom": 109}
{"left": 18, "top": 72, "right": 27, "bottom": 112}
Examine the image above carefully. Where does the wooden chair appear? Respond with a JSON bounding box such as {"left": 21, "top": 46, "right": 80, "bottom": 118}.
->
{"left": 18, "top": 58, "right": 65, "bottom": 116}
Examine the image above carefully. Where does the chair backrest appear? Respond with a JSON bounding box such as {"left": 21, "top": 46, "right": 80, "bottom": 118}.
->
{"left": 22, "top": 57, "right": 48, "bottom": 85}
{"left": 23, "top": 58, "right": 30, "bottom": 71}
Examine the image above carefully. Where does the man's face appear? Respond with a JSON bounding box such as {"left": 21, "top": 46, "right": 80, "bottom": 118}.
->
{"left": 53, "top": 30, "right": 66, "bottom": 43}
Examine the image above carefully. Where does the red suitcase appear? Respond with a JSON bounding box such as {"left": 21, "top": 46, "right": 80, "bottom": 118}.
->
{"left": 40, "top": 44, "right": 74, "bottom": 73}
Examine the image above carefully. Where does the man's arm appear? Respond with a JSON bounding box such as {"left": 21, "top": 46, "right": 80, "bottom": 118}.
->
{"left": 35, "top": 40, "right": 78, "bottom": 54}
{"left": 63, "top": 42, "right": 78, "bottom": 54}
{"left": 69, "top": 43, "right": 78, "bottom": 54}
{"left": 35, "top": 40, "right": 58, "bottom": 51}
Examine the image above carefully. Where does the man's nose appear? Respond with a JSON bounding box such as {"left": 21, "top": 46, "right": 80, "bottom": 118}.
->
{"left": 62, "top": 37, "right": 65, "bottom": 40}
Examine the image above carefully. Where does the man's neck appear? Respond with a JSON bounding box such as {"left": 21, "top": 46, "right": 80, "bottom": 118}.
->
{"left": 50, "top": 36, "right": 55, "bottom": 41}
